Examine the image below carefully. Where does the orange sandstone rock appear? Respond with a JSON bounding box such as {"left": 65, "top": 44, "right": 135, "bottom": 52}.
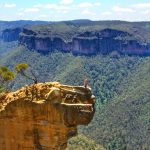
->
{"left": 0, "top": 82, "right": 95, "bottom": 150}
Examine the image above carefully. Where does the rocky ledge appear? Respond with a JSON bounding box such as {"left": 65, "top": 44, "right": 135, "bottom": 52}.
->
{"left": 18, "top": 28, "right": 150, "bottom": 55}
{"left": 1, "top": 24, "right": 150, "bottom": 56}
{"left": 1, "top": 28, "right": 22, "bottom": 42}
{"left": 0, "top": 82, "right": 95, "bottom": 150}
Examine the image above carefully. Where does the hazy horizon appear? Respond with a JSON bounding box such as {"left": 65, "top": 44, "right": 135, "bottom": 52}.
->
{"left": 0, "top": 0, "right": 150, "bottom": 21}
{"left": 0, "top": 19, "right": 150, "bottom": 22}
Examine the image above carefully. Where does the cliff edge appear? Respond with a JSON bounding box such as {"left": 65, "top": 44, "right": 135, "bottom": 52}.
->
{"left": 0, "top": 82, "right": 95, "bottom": 150}
{"left": 19, "top": 28, "right": 150, "bottom": 55}
{"left": 1, "top": 21, "right": 150, "bottom": 56}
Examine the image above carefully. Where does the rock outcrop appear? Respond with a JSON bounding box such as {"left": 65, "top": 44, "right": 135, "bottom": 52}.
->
{"left": 0, "top": 82, "right": 95, "bottom": 150}
{"left": 19, "top": 28, "right": 150, "bottom": 55}
{"left": 1, "top": 24, "right": 150, "bottom": 56}
{"left": 1, "top": 28, "right": 22, "bottom": 42}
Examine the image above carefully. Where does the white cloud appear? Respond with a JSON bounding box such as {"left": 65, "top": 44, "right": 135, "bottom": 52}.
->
{"left": 133, "top": 3, "right": 150, "bottom": 9}
{"left": 101, "top": 11, "right": 112, "bottom": 16}
{"left": 61, "top": 10, "right": 69, "bottom": 14}
{"left": 78, "top": 2, "right": 92, "bottom": 8}
{"left": 82, "top": 9, "right": 95, "bottom": 15}
{"left": 78, "top": 2, "right": 101, "bottom": 8}
{"left": 60, "top": 0, "right": 74, "bottom": 5}
{"left": 24, "top": 8, "right": 39, "bottom": 13}
{"left": 4, "top": 3, "right": 16, "bottom": 8}
{"left": 39, "top": 14, "right": 47, "bottom": 18}
{"left": 18, "top": 12, "right": 23, "bottom": 16}
{"left": 112, "top": 6, "right": 135, "bottom": 13}
{"left": 58, "top": 5, "right": 70, "bottom": 11}
{"left": 33, "top": 4, "right": 43, "bottom": 8}
{"left": 141, "top": 10, "right": 150, "bottom": 14}
{"left": 94, "top": 2, "right": 101, "bottom": 6}
{"left": 2, "top": 1, "right": 150, "bottom": 21}
{"left": 45, "top": 4, "right": 70, "bottom": 12}
{"left": 45, "top": 4, "right": 58, "bottom": 9}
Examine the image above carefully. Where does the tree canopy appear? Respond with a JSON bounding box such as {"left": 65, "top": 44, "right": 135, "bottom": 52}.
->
{"left": 0, "top": 66, "right": 15, "bottom": 92}
{"left": 14, "top": 63, "right": 38, "bottom": 84}
{"left": 0, "top": 63, "right": 38, "bottom": 93}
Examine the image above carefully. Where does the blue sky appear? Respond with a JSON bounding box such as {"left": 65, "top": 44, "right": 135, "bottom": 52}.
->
{"left": 0, "top": 0, "right": 150, "bottom": 21}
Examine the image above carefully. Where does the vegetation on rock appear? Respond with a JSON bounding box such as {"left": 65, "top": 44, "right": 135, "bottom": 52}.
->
{"left": 0, "top": 46, "right": 143, "bottom": 105}
{"left": 67, "top": 134, "right": 105, "bottom": 150}
{"left": 14, "top": 63, "right": 38, "bottom": 84}
{"left": 0, "top": 82, "right": 95, "bottom": 149}
{"left": 0, "top": 40, "right": 17, "bottom": 56}
{"left": 0, "top": 40, "right": 149, "bottom": 149}
{"left": 0, "top": 66, "right": 15, "bottom": 92}
{"left": 28, "top": 20, "right": 150, "bottom": 42}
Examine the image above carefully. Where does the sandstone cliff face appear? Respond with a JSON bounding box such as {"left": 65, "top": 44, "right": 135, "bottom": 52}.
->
{"left": 1, "top": 27, "right": 150, "bottom": 55}
{"left": 1, "top": 28, "right": 22, "bottom": 42}
{"left": 0, "top": 82, "right": 95, "bottom": 150}
{"left": 19, "top": 28, "right": 150, "bottom": 55}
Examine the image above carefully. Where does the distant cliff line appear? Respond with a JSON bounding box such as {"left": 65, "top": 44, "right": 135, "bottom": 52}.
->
{"left": 1, "top": 22, "right": 150, "bottom": 56}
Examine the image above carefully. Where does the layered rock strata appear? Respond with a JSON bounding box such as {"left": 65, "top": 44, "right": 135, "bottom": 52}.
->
{"left": 2, "top": 26, "right": 150, "bottom": 55}
{"left": 19, "top": 28, "right": 150, "bottom": 55}
{"left": 0, "top": 82, "right": 95, "bottom": 150}
{"left": 1, "top": 28, "right": 22, "bottom": 42}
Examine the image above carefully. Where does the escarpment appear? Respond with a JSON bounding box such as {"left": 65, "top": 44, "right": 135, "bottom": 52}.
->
{"left": 19, "top": 28, "right": 150, "bottom": 55}
{"left": 1, "top": 21, "right": 150, "bottom": 56}
{"left": 0, "top": 82, "right": 95, "bottom": 150}
{"left": 1, "top": 28, "right": 22, "bottom": 42}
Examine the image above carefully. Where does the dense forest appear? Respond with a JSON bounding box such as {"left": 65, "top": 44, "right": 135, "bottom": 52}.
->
{"left": 0, "top": 44, "right": 149, "bottom": 149}
{"left": 0, "top": 20, "right": 149, "bottom": 150}
{"left": 27, "top": 20, "right": 150, "bottom": 42}
{"left": 80, "top": 57, "right": 150, "bottom": 150}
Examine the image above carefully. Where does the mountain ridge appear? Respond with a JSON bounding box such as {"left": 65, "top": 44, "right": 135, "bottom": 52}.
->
{"left": 1, "top": 20, "right": 150, "bottom": 56}
{"left": 0, "top": 20, "right": 150, "bottom": 149}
